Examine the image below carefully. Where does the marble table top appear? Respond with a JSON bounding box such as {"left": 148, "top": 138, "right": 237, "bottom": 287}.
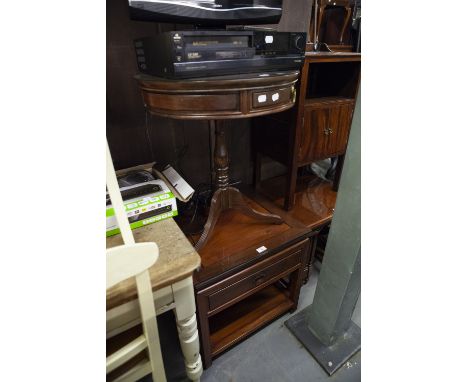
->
{"left": 106, "top": 218, "right": 201, "bottom": 310}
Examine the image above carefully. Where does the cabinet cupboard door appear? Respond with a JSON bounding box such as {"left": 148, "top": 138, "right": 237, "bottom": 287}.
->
{"left": 298, "top": 99, "right": 354, "bottom": 164}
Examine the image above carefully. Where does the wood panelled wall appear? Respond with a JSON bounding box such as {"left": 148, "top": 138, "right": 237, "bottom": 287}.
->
{"left": 106, "top": 0, "right": 313, "bottom": 187}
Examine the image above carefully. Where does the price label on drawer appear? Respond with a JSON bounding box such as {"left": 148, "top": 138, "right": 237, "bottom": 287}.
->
{"left": 272, "top": 92, "right": 279, "bottom": 102}
{"left": 257, "top": 94, "right": 267, "bottom": 103}
{"left": 256, "top": 246, "right": 267, "bottom": 253}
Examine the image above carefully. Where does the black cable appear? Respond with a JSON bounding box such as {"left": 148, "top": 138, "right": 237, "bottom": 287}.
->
{"left": 180, "top": 182, "right": 212, "bottom": 236}
{"left": 145, "top": 109, "right": 156, "bottom": 162}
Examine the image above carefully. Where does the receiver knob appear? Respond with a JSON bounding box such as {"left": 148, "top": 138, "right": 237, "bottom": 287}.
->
{"left": 294, "top": 35, "right": 305, "bottom": 51}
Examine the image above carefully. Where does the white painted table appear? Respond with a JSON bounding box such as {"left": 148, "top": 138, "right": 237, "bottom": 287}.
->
{"left": 106, "top": 218, "right": 203, "bottom": 381}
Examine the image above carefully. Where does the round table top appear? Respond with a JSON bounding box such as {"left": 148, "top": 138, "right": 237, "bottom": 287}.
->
{"left": 135, "top": 70, "right": 300, "bottom": 92}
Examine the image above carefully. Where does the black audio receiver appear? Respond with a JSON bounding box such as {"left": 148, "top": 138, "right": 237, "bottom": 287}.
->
{"left": 134, "top": 30, "right": 306, "bottom": 79}
{"left": 253, "top": 31, "right": 306, "bottom": 56}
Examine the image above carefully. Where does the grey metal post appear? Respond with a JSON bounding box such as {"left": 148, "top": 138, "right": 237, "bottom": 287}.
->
{"left": 286, "top": 87, "right": 361, "bottom": 375}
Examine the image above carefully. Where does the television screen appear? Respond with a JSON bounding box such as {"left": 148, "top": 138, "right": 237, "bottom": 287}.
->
{"left": 128, "top": 0, "right": 283, "bottom": 25}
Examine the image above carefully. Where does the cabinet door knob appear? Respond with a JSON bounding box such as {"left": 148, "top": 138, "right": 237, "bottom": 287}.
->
{"left": 324, "top": 128, "right": 333, "bottom": 135}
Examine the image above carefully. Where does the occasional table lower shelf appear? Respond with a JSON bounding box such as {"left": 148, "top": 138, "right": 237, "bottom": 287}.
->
{"left": 209, "top": 284, "right": 294, "bottom": 357}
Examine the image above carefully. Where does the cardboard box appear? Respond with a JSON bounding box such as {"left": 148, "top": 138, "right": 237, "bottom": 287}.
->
{"left": 106, "top": 179, "right": 177, "bottom": 237}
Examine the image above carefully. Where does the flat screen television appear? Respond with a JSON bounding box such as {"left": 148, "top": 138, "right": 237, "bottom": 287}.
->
{"left": 128, "top": 0, "right": 283, "bottom": 25}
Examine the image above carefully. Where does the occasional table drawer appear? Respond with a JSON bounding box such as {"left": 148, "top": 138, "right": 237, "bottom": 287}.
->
{"left": 202, "top": 239, "right": 308, "bottom": 314}
{"left": 252, "top": 86, "right": 293, "bottom": 109}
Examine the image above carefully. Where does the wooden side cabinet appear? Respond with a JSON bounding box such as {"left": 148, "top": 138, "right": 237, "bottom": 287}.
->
{"left": 252, "top": 52, "right": 360, "bottom": 210}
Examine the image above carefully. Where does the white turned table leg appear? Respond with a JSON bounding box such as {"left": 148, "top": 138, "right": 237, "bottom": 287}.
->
{"left": 173, "top": 277, "right": 203, "bottom": 382}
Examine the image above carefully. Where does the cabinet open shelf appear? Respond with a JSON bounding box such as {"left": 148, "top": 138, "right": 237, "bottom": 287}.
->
{"left": 208, "top": 283, "right": 294, "bottom": 357}
{"left": 306, "top": 60, "right": 360, "bottom": 99}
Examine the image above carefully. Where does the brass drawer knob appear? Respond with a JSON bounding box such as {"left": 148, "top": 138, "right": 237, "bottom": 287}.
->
{"left": 254, "top": 273, "right": 266, "bottom": 286}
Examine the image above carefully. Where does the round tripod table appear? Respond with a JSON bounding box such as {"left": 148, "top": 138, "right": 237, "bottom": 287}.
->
{"left": 136, "top": 70, "right": 300, "bottom": 250}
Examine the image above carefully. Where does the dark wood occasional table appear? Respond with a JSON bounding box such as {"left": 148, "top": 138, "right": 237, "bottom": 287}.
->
{"left": 189, "top": 189, "right": 312, "bottom": 367}
{"left": 135, "top": 70, "right": 300, "bottom": 250}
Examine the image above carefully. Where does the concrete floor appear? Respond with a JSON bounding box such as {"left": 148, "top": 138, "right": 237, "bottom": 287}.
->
{"left": 151, "top": 266, "right": 361, "bottom": 382}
